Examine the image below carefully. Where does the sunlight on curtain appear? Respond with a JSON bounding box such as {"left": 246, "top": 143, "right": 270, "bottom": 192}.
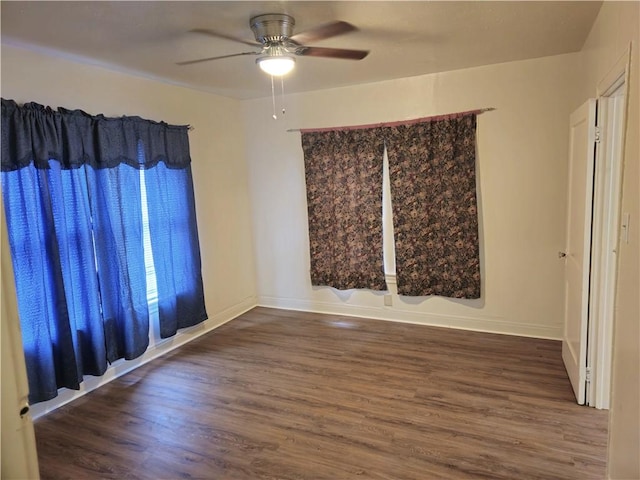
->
{"left": 144, "top": 160, "right": 208, "bottom": 338}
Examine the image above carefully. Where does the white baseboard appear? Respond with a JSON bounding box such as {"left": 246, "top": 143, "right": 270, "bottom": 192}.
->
{"left": 257, "top": 295, "right": 562, "bottom": 340}
{"left": 30, "top": 295, "right": 258, "bottom": 420}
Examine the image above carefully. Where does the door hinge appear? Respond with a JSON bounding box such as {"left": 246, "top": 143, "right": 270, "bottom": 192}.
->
{"left": 586, "top": 367, "right": 592, "bottom": 383}
{"left": 594, "top": 126, "right": 601, "bottom": 143}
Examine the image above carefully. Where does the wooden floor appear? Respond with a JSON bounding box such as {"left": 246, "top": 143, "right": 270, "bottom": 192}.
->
{"left": 35, "top": 307, "right": 608, "bottom": 479}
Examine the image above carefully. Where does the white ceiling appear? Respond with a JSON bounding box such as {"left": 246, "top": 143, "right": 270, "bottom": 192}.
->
{"left": 1, "top": 1, "right": 602, "bottom": 100}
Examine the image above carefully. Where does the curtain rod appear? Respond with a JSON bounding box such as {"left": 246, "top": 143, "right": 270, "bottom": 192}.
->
{"left": 286, "top": 107, "right": 496, "bottom": 133}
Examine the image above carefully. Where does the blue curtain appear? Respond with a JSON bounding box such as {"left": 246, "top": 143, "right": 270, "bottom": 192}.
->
{"left": 2, "top": 162, "right": 107, "bottom": 403}
{"left": 1, "top": 99, "right": 207, "bottom": 404}
{"left": 143, "top": 153, "right": 207, "bottom": 338}
{"left": 86, "top": 164, "right": 150, "bottom": 361}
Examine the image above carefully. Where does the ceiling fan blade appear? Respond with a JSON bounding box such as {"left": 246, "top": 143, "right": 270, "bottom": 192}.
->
{"left": 176, "top": 51, "right": 259, "bottom": 66}
{"left": 189, "top": 28, "right": 261, "bottom": 48}
{"left": 297, "top": 46, "right": 369, "bottom": 60}
{"left": 290, "top": 21, "right": 357, "bottom": 45}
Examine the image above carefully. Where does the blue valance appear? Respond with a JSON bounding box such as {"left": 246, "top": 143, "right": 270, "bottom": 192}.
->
{"left": 1, "top": 98, "right": 191, "bottom": 171}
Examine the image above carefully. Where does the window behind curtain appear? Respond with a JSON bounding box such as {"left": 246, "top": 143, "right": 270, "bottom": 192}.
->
{"left": 300, "top": 112, "right": 481, "bottom": 299}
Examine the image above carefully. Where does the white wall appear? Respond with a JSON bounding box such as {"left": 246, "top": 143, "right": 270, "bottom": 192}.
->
{"left": 243, "top": 53, "right": 582, "bottom": 339}
{"left": 578, "top": 3, "right": 640, "bottom": 479}
{"left": 0, "top": 44, "right": 258, "bottom": 414}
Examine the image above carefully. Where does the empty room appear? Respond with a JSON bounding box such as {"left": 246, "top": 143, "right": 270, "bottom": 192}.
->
{"left": 1, "top": 1, "right": 638, "bottom": 479}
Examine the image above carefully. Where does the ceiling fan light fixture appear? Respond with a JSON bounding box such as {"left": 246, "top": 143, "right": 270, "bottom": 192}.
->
{"left": 257, "top": 55, "right": 295, "bottom": 76}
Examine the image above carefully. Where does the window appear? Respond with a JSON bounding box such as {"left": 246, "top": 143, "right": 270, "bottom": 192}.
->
{"left": 300, "top": 112, "right": 481, "bottom": 299}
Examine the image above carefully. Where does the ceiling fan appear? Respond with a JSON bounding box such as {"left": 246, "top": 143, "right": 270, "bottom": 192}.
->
{"left": 176, "top": 14, "right": 370, "bottom": 76}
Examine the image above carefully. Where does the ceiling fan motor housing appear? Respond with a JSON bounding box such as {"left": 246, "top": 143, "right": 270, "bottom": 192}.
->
{"left": 250, "top": 14, "right": 295, "bottom": 44}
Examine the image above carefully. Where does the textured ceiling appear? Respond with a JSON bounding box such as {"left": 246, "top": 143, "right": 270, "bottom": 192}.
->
{"left": 1, "top": 1, "right": 602, "bottom": 99}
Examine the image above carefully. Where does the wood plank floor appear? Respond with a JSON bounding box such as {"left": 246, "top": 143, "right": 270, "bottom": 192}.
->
{"left": 34, "top": 307, "right": 608, "bottom": 479}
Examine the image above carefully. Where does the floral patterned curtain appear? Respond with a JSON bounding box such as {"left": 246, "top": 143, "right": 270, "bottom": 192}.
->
{"left": 301, "top": 129, "right": 387, "bottom": 291}
{"left": 385, "top": 114, "right": 481, "bottom": 299}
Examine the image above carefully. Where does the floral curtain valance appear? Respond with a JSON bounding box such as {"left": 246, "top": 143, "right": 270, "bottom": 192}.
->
{"left": 1, "top": 98, "right": 191, "bottom": 172}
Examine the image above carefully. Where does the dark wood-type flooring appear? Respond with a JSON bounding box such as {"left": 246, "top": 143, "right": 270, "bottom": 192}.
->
{"left": 35, "top": 307, "right": 608, "bottom": 479}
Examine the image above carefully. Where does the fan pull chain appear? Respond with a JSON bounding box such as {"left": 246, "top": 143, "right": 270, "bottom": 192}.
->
{"left": 271, "top": 75, "right": 277, "bottom": 120}
{"left": 280, "top": 76, "right": 286, "bottom": 115}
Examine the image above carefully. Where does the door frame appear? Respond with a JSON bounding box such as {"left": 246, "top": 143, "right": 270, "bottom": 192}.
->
{"left": 587, "top": 47, "right": 631, "bottom": 409}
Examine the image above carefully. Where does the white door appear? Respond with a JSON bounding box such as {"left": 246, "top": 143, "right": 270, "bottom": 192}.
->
{"left": 562, "top": 99, "right": 597, "bottom": 405}
{"left": 1, "top": 195, "right": 41, "bottom": 479}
